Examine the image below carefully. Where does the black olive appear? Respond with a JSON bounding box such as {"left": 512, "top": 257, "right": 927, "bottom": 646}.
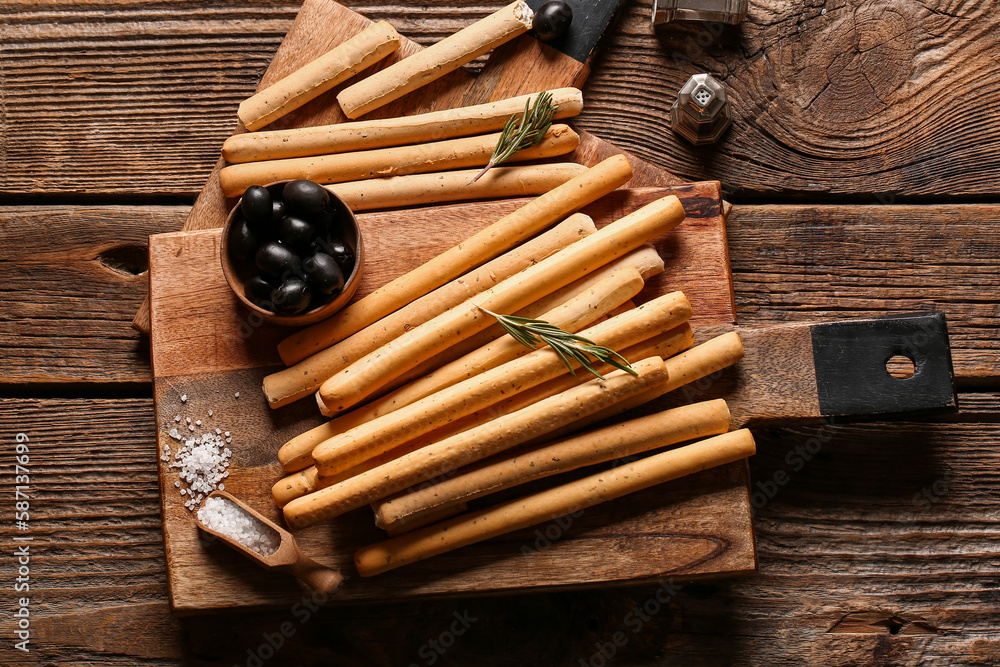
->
{"left": 255, "top": 241, "right": 301, "bottom": 279}
{"left": 325, "top": 241, "right": 355, "bottom": 273}
{"left": 279, "top": 215, "right": 317, "bottom": 249}
{"left": 240, "top": 185, "right": 272, "bottom": 227}
{"left": 314, "top": 204, "right": 341, "bottom": 235}
{"left": 245, "top": 274, "right": 277, "bottom": 308}
{"left": 533, "top": 0, "right": 573, "bottom": 42}
{"left": 272, "top": 278, "right": 313, "bottom": 315}
{"left": 303, "top": 253, "right": 345, "bottom": 295}
{"left": 283, "top": 179, "right": 330, "bottom": 217}
{"left": 271, "top": 198, "right": 286, "bottom": 224}
{"left": 229, "top": 219, "right": 258, "bottom": 262}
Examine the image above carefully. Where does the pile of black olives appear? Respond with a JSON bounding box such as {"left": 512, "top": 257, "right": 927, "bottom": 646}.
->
{"left": 228, "top": 180, "right": 356, "bottom": 316}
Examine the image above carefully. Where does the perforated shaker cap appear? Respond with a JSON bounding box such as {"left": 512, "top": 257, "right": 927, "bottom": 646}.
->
{"left": 669, "top": 73, "right": 733, "bottom": 145}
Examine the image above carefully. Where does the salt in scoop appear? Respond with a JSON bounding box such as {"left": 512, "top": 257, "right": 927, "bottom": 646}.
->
{"left": 196, "top": 491, "right": 343, "bottom": 593}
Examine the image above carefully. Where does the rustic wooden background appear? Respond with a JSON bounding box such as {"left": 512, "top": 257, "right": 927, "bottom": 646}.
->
{"left": 1, "top": 0, "right": 998, "bottom": 665}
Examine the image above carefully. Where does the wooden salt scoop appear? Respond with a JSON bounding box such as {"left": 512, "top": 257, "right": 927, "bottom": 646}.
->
{"left": 195, "top": 491, "right": 343, "bottom": 593}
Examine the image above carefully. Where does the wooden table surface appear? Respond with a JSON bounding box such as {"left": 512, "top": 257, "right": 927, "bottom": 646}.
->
{"left": 1, "top": 1, "right": 998, "bottom": 665}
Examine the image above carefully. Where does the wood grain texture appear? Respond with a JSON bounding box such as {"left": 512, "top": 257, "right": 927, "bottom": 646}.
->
{"left": 147, "top": 183, "right": 753, "bottom": 610}
{"left": 3, "top": 1, "right": 1000, "bottom": 199}
{"left": 0, "top": 206, "right": 183, "bottom": 385}
{"left": 3, "top": 203, "right": 996, "bottom": 386}
{"left": 0, "top": 399, "right": 184, "bottom": 665}
{"left": 726, "top": 203, "right": 1000, "bottom": 382}
{"left": 4, "top": 397, "right": 999, "bottom": 666}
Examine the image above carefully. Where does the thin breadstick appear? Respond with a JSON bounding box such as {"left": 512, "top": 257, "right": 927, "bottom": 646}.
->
{"left": 563, "top": 331, "right": 746, "bottom": 435}
{"left": 514, "top": 331, "right": 745, "bottom": 454}
{"left": 375, "top": 399, "right": 732, "bottom": 532}
{"left": 384, "top": 503, "right": 467, "bottom": 537}
{"left": 224, "top": 88, "right": 584, "bottom": 162}
{"left": 338, "top": 266, "right": 645, "bottom": 433}
{"left": 312, "top": 291, "right": 691, "bottom": 476}
{"left": 337, "top": 2, "right": 534, "bottom": 119}
{"left": 380, "top": 245, "right": 663, "bottom": 394}
{"left": 283, "top": 357, "right": 670, "bottom": 529}
{"left": 272, "top": 322, "right": 693, "bottom": 507}
{"left": 237, "top": 21, "right": 402, "bottom": 131}
{"left": 219, "top": 124, "right": 578, "bottom": 197}
{"left": 316, "top": 193, "right": 687, "bottom": 415}
{"left": 274, "top": 264, "right": 642, "bottom": 472}
{"left": 264, "top": 214, "right": 596, "bottom": 412}
{"left": 327, "top": 163, "right": 588, "bottom": 211}
{"left": 354, "top": 429, "right": 756, "bottom": 575}
{"left": 277, "top": 155, "right": 633, "bottom": 366}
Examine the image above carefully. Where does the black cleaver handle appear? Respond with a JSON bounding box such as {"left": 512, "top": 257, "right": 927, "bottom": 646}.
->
{"left": 660, "top": 313, "right": 959, "bottom": 428}
{"left": 522, "top": 0, "right": 630, "bottom": 64}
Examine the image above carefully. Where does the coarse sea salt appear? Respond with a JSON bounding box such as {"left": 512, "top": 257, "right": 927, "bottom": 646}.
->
{"left": 197, "top": 496, "right": 279, "bottom": 556}
{"left": 167, "top": 429, "right": 233, "bottom": 511}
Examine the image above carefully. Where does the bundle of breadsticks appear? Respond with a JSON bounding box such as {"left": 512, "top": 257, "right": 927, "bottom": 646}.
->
{"left": 229, "top": 4, "right": 754, "bottom": 575}
{"left": 252, "top": 155, "right": 752, "bottom": 575}
{"left": 220, "top": 2, "right": 592, "bottom": 208}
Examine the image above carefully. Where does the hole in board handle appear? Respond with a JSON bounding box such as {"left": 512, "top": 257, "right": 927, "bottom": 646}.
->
{"left": 886, "top": 354, "right": 916, "bottom": 379}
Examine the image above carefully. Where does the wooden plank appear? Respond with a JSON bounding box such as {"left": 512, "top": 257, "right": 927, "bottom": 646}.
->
{"left": 0, "top": 206, "right": 184, "bottom": 385}
{"left": 725, "top": 204, "right": 1000, "bottom": 383}
{"left": 2, "top": 203, "right": 997, "bottom": 386}
{"left": 147, "top": 183, "right": 755, "bottom": 611}
{"left": 0, "top": 399, "right": 184, "bottom": 665}
{"left": 3, "top": 397, "right": 998, "bottom": 666}
{"left": 3, "top": 1, "right": 1000, "bottom": 198}
{"left": 1, "top": 202, "right": 995, "bottom": 386}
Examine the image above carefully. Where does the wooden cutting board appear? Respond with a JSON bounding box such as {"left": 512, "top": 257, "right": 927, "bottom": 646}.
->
{"left": 149, "top": 183, "right": 756, "bottom": 614}
{"left": 132, "top": 0, "right": 683, "bottom": 334}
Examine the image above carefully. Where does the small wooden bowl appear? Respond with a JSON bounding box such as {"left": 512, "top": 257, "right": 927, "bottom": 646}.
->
{"left": 220, "top": 181, "right": 364, "bottom": 327}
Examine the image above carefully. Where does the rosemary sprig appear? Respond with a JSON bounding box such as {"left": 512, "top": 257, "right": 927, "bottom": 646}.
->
{"left": 471, "top": 92, "right": 558, "bottom": 183}
{"left": 480, "top": 307, "right": 637, "bottom": 380}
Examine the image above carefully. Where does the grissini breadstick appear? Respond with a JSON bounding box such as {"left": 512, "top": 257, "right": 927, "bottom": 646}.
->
{"left": 383, "top": 503, "right": 467, "bottom": 537}
{"left": 333, "top": 266, "right": 646, "bottom": 433}
{"left": 274, "top": 264, "right": 641, "bottom": 472}
{"left": 264, "top": 214, "right": 596, "bottom": 413}
{"left": 327, "top": 163, "right": 588, "bottom": 211}
{"left": 337, "top": 2, "right": 534, "bottom": 119}
{"left": 277, "top": 154, "right": 634, "bottom": 366}
{"left": 265, "top": 264, "right": 652, "bottom": 478}
{"left": 224, "top": 88, "right": 584, "bottom": 163}
{"left": 274, "top": 260, "right": 632, "bottom": 472}
{"left": 354, "top": 429, "right": 756, "bottom": 575}
{"left": 219, "top": 124, "right": 578, "bottom": 197}
{"left": 313, "top": 291, "right": 691, "bottom": 476}
{"left": 380, "top": 245, "right": 664, "bottom": 394}
{"left": 316, "top": 193, "right": 687, "bottom": 415}
{"left": 272, "top": 322, "right": 693, "bottom": 507}
{"left": 374, "top": 399, "right": 732, "bottom": 532}
{"left": 284, "top": 357, "right": 669, "bottom": 529}
{"left": 527, "top": 331, "right": 745, "bottom": 449}
{"left": 237, "top": 21, "right": 402, "bottom": 132}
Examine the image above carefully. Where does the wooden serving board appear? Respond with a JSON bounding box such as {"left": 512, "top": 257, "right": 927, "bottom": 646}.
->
{"left": 132, "top": 0, "right": 683, "bottom": 333}
{"left": 149, "top": 183, "right": 756, "bottom": 614}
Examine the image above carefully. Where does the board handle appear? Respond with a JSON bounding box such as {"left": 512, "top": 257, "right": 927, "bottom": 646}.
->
{"left": 811, "top": 312, "right": 957, "bottom": 419}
